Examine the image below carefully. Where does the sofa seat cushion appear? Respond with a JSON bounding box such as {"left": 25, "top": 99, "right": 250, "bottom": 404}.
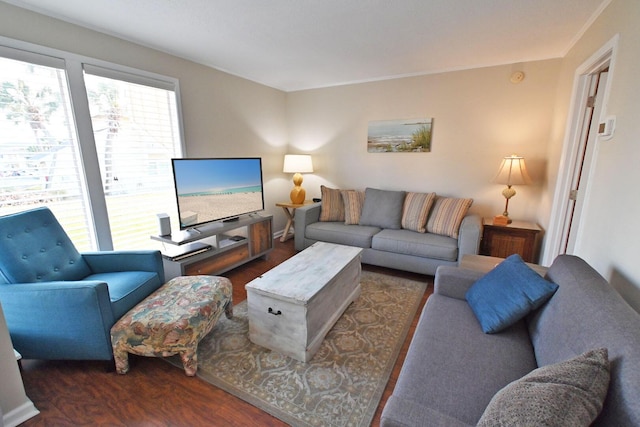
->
{"left": 371, "top": 228, "right": 458, "bottom": 261}
{"left": 304, "top": 221, "right": 380, "bottom": 248}
{"left": 382, "top": 397, "right": 474, "bottom": 427}
{"left": 393, "top": 294, "right": 538, "bottom": 425}
{"left": 86, "top": 271, "right": 162, "bottom": 319}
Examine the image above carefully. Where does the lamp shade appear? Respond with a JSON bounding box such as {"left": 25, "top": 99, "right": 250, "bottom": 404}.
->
{"left": 283, "top": 154, "right": 314, "bottom": 174}
{"left": 492, "top": 155, "right": 532, "bottom": 186}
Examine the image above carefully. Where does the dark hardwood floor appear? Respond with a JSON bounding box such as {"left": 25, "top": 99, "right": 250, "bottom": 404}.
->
{"left": 18, "top": 238, "right": 433, "bottom": 426}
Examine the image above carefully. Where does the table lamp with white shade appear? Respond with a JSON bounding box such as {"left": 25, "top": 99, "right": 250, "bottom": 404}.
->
{"left": 283, "top": 154, "right": 314, "bottom": 204}
{"left": 492, "top": 155, "right": 532, "bottom": 224}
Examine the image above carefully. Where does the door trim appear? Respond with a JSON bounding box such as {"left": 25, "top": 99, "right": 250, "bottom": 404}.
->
{"left": 542, "top": 34, "right": 619, "bottom": 266}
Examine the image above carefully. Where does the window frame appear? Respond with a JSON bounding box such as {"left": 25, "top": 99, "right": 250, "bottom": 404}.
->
{"left": 0, "top": 36, "right": 186, "bottom": 250}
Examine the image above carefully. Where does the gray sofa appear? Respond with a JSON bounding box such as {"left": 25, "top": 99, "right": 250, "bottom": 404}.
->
{"left": 381, "top": 255, "right": 640, "bottom": 426}
{"left": 293, "top": 202, "right": 482, "bottom": 276}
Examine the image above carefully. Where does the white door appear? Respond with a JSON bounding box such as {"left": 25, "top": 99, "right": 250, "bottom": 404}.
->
{"left": 561, "top": 70, "right": 608, "bottom": 254}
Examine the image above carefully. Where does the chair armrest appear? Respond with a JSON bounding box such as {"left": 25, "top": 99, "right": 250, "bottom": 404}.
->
{"left": 457, "top": 214, "right": 482, "bottom": 259}
{"left": 434, "top": 266, "right": 485, "bottom": 300}
{"left": 294, "top": 202, "right": 321, "bottom": 251}
{"left": 82, "top": 250, "right": 164, "bottom": 283}
{"left": 0, "top": 281, "right": 116, "bottom": 360}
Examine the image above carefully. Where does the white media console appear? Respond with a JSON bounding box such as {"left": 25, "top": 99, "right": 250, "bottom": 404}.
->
{"left": 151, "top": 213, "right": 273, "bottom": 280}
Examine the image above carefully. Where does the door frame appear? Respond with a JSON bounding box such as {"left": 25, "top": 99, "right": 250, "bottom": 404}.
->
{"left": 542, "top": 34, "right": 619, "bottom": 266}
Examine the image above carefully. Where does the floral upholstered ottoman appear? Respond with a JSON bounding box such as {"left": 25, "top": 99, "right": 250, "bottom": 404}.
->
{"left": 110, "top": 275, "right": 233, "bottom": 376}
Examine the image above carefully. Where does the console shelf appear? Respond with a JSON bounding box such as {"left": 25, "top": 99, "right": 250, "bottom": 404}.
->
{"left": 151, "top": 214, "right": 273, "bottom": 280}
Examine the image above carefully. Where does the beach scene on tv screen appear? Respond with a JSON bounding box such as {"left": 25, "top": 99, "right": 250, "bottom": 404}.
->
{"left": 174, "top": 159, "right": 263, "bottom": 227}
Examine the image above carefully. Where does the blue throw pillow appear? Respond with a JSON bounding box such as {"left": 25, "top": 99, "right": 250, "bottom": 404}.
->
{"left": 466, "top": 254, "right": 559, "bottom": 334}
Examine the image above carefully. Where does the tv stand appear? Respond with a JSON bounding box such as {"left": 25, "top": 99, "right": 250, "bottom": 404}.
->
{"left": 151, "top": 214, "right": 273, "bottom": 280}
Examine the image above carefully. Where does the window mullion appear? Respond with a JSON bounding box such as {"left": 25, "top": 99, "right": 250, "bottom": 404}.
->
{"left": 65, "top": 59, "right": 114, "bottom": 250}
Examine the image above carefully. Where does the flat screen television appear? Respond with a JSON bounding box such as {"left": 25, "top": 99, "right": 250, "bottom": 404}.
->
{"left": 171, "top": 157, "right": 265, "bottom": 230}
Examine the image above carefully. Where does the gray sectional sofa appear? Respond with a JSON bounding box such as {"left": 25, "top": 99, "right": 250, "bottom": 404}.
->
{"left": 293, "top": 191, "right": 482, "bottom": 276}
{"left": 381, "top": 255, "right": 640, "bottom": 426}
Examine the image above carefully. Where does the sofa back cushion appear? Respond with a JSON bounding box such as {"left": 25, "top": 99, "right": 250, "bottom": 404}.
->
{"left": 359, "top": 187, "right": 406, "bottom": 229}
{"left": 0, "top": 207, "right": 92, "bottom": 284}
{"left": 527, "top": 255, "right": 640, "bottom": 426}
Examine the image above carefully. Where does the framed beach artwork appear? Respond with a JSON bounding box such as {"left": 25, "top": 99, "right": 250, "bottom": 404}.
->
{"left": 367, "top": 118, "right": 433, "bottom": 153}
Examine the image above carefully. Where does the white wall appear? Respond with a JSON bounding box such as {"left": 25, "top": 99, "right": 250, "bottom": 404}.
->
{"left": 3, "top": 1, "right": 640, "bottom": 313}
{"left": 0, "top": 2, "right": 292, "bottom": 233}
{"left": 286, "top": 61, "right": 561, "bottom": 225}
{"left": 544, "top": 0, "right": 640, "bottom": 311}
{"left": 0, "top": 303, "right": 39, "bottom": 426}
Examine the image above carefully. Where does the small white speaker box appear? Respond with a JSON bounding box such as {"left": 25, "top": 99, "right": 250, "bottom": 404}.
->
{"left": 156, "top": 213, "right": 171, "bottom": 236}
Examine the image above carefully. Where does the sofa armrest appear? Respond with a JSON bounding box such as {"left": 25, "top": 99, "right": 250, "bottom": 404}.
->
{"left": 457, "top": 214, "right": 482, "bottom": 259}
{"left": 82, "top": 250, "right": 164, "bottom": 283}
{"left": 434, "top": 266, "right": 485, "bottom": 300}
{"left": 381, "top": 395, "right": 474, "bottom": 427}
{"left": 0, "top": 281, "right": 116, "bottom": 359}
{"left": 294, "top": 202, "right": 322, "bottom": 251}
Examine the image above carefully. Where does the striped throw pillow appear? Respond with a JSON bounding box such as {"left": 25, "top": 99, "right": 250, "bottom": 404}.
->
{"left": 319, "top": 185, "right": 345, "bottom": 222}
{"left": 341, "top": 190, "right": 366, "bottom": 225}
{"left": 426, "top": 197, "right": 473, "bottom": 238}
{"left": 401, "top": 192, "right": 436, "bottom": 232}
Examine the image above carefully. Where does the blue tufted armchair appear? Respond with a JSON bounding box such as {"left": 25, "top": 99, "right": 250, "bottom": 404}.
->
{"left": 0, "top": 207, "right": 165, "bottom": 361}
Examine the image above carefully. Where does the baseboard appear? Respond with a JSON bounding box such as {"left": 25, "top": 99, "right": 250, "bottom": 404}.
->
{"left": 3, "top": 400, "right": 39, "bottom": 427}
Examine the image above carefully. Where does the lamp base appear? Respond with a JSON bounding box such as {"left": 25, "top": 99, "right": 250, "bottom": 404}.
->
{"left": 290, "top": 186, "right": 306, "bottom": 204}
{"left": 493, "top": 215, "right": 511, "bottom": 226}
{"left": 500, "top": 185, "right": 515, "bottom": 224}
{"left": 289, "top": 172, "right": 306, "bottom": 204}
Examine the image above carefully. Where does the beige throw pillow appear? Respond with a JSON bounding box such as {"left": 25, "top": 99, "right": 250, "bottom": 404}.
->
{"left": 319, "top": 185, "right": 345, "bottom": 222}
{"left": 426, "top": 197, "right": 473, "bottom": 238}
{"left": 401, "top": 192, "right": 436, "bottom": 233}
{"left": 341, "top": 190, "right": 365, "bottom": 225}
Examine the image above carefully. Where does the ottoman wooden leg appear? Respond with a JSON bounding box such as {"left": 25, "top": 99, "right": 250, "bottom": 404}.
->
{"left": 180, "top": 348, "right": 198, "bottom": 376}
{"left": 113, "top": 345, "right": 130, "bottom": 374}
{"left": 224, "top": 299, "right": 234, "bottom": 319}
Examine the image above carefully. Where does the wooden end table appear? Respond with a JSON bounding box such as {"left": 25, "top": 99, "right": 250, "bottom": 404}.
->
{"left": 276, "top": 201, "right": 315, "bottom": 242}
{"left": 460, "top": 254, "right": 548, "bottom": 276}
{"left": 480, "top": 218, "right": 542, "bottom": 263}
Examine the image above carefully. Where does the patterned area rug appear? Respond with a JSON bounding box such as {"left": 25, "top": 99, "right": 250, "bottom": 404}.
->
{"left": 167, "top": 270, "right": 427, "bottom": 427}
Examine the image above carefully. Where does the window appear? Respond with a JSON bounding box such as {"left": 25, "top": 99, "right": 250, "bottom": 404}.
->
{"left": 0, "top": 43, "right": 183, "bottom": 251}
{"left": 84, "top": 68, "right": 181, "bottom": 250}
{"left": 0, "top": 55, "right": 94, "bottom": 249}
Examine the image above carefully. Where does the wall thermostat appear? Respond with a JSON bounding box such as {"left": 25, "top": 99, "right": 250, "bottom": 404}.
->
{"left": 598, "top": 115, "right": 616, "bottom": 140}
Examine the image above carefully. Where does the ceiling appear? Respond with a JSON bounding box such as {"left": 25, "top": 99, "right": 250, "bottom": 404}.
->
{"left": 3, "top": 0, "right": 608, "bottom": 92}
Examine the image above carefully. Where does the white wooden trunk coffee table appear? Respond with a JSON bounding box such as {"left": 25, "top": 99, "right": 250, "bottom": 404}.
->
{"left": 245, "top": 241, "right": 363, "bottom": 362}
